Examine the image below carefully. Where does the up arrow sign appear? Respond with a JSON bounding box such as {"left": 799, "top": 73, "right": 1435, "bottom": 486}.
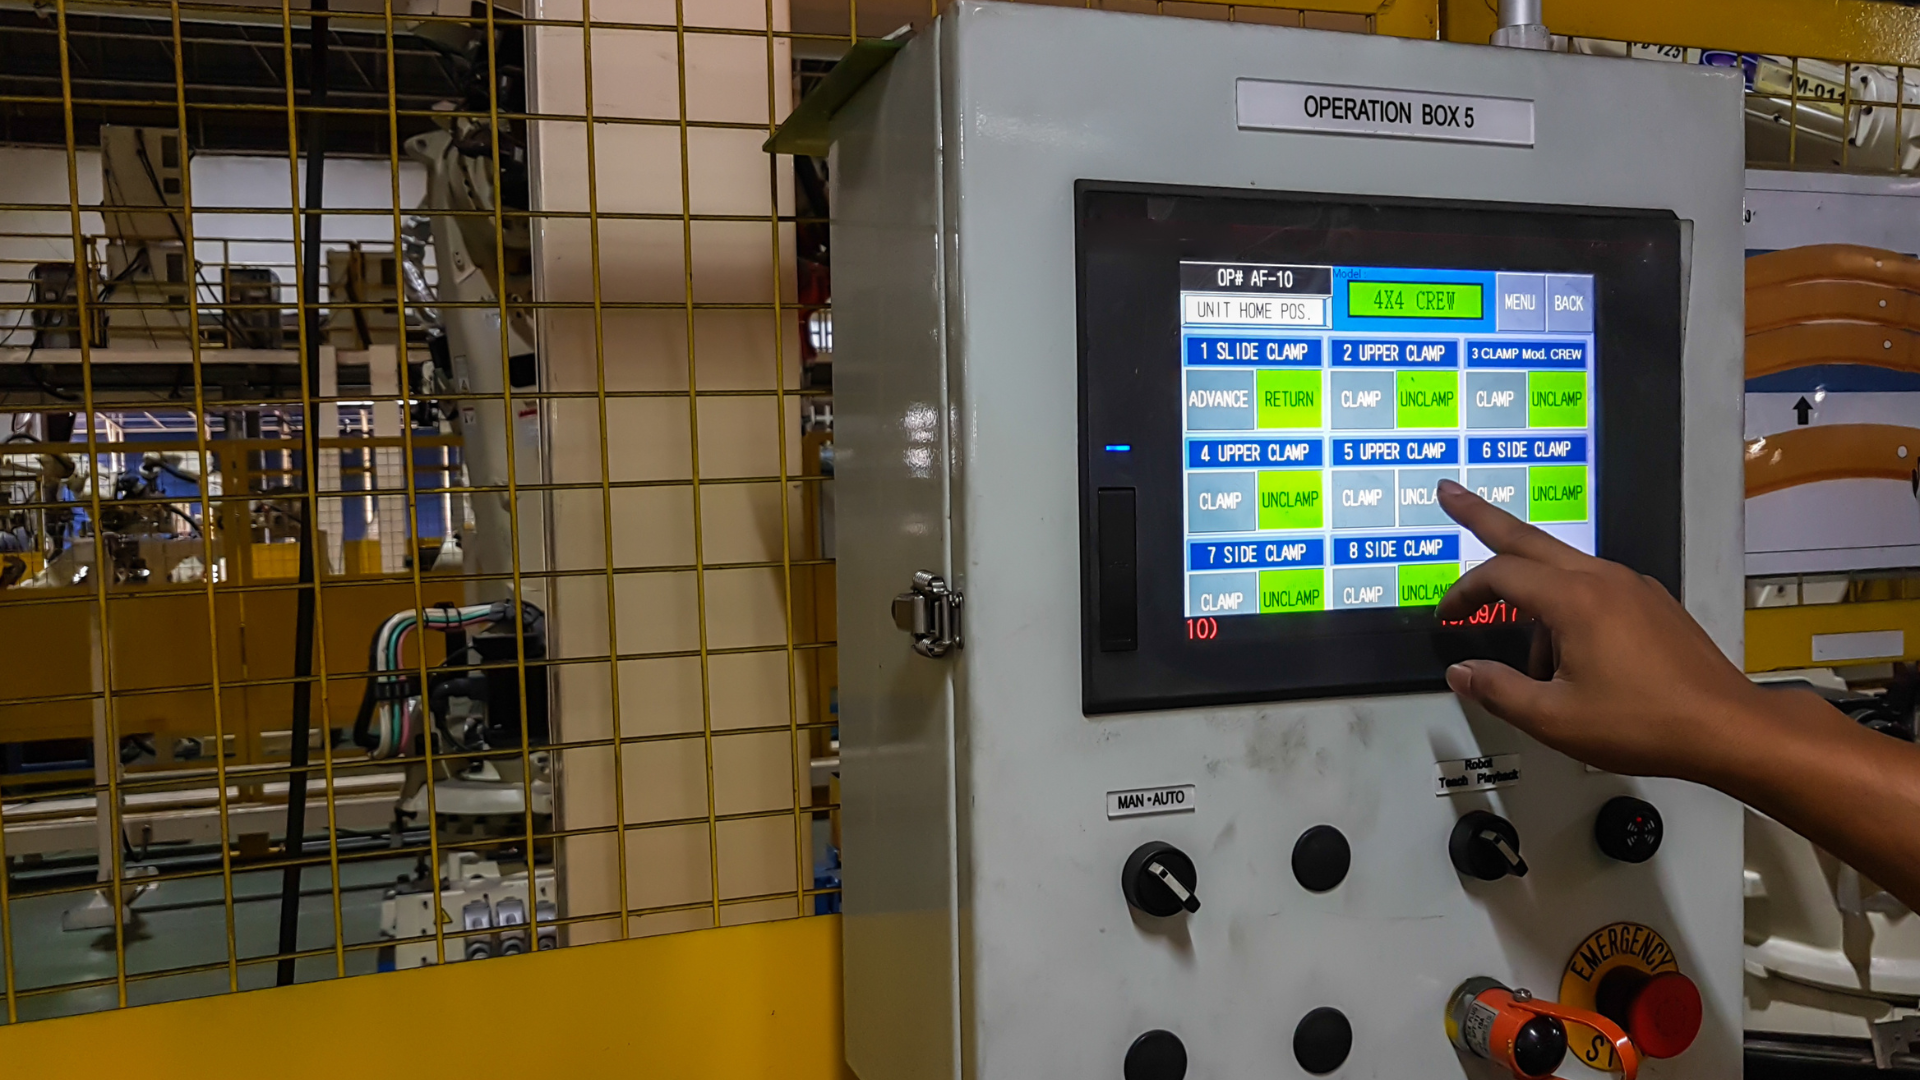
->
{"left": 1793, "top": 397, "right": 1813, "bottom": 426}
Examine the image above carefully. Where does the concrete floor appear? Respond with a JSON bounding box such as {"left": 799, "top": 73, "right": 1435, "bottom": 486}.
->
{"left": 0, "top": 816, "right": 838, "bottom": 1022}
{"left": 3, "top": 856, "right": 408, "bottom": 1022}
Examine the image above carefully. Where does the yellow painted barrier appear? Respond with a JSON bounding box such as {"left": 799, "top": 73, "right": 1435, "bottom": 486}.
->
{"left": 1747, "top": 599, "right": 1920, "bottom": 672}
{"left": 343, "top": 538, "right": 384, "bottom": 576}
{"left": 1443, "top": 0, "right": 1920, "bottom": 66}
{"left": 0, "top": 916, "right": 853, "bottom": 1080}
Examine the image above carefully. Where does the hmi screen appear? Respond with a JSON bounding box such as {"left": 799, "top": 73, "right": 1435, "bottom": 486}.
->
{"left": 1076, "top": 184, "right": 1682, "bottom": 713}
{"left": 1179, "top": 262, "right": 1597, "bottom": 620}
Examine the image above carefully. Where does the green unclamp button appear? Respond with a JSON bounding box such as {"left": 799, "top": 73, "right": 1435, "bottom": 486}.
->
{"left": 1396, "top": 370, "right": 1458, "bottom": 428}
{"left": 1258, "top": 471, "right": 1323, "bottom": 530}
{"left": 1529, "top": 464, "right": 1588, "bottom": 523}
{"left": 1398, "top": 562, "right": 1460, "bottom": 607}
{"left": 1256, "top": 369, "right": 1322, "bottom": 429}
{"left": 1528, "top": 370, "right": 1588, "bottom": 428}
{"left": 1259, "top": 568, "right": 1324, "bottom": 613}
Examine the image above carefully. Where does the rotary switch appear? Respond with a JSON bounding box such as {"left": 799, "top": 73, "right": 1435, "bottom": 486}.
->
{"left": 1122, "top": 841, "right": 1201, "bottom": 917}
{"left": 1450, "top": 810, "right": 1528, "bottom": 881}
{"left": 1594, "top": 796, "right": 1664, "bottom": 863}
{"left": 1446, "top": 977, "right": 1640, "bottom": 1080}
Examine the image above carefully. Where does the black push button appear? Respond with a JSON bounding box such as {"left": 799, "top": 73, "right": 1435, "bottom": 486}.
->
{"left": 1511, "top": 1015, "right": 1568, "bottom": 1077}
{"left": 1097, "top": 487, "right": 1138, "bottom": 652}
{"left": 1293, "top": 1007, "right": 1353, "bottom": 1074}
{"left": 1594, "top": 795, "right": 1664, "bottom": 863}
{"left": 1124, "top": 1029, "right": 1187, "bottom": 1080}
{"left": 1122, "top": 841, "right": 1200, "bottom": 917}
{"left": 1291, "top": 824, "right": 1351, "bottom": 893}
{"left": 1450, "top": 810, "right": 1528, "bottom": 881}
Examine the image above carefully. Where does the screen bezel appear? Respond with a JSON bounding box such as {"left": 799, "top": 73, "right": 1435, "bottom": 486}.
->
{"left": 1077, "top": 182, "right": 1684, "bottom": 716}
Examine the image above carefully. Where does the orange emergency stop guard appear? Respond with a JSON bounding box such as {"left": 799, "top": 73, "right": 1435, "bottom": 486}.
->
{"left": 1447, "top": 977, "right": 1640, "bottom": 1080}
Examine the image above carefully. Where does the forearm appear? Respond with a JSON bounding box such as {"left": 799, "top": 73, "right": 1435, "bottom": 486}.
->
{"left": 1707, "top": 687, "right": 1920, "bottom": 911}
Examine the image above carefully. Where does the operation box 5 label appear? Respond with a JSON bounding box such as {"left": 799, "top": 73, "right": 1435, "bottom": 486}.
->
{"left": 1235, "top": 78, "right": 1537, "bottom": 148}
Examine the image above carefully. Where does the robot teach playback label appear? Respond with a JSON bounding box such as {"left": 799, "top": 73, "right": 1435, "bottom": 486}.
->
{"left": 1178, "top": 261, "right": 1598, "bottom": 617}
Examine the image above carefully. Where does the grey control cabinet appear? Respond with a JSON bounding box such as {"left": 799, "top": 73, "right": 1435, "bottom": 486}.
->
{"left": 830, "top": 5, "right": 1745, "bottom": 1078}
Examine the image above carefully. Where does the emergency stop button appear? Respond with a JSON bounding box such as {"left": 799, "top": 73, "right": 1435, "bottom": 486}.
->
{"left": 1597, "top": 969, "right": 1702, "bottom": 1060}
{"left": 1559, "top": 922, "right": 1700, "bottom": 1069}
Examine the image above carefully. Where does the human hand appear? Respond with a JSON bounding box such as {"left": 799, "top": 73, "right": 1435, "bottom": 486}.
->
{"left": 1435, "top": 479, "right": 1769, "bottom": 781}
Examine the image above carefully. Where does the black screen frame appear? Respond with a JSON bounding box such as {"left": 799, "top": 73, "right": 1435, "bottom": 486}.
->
{"left": 1077, "top": 181, "right": 1684, "bottom": 716}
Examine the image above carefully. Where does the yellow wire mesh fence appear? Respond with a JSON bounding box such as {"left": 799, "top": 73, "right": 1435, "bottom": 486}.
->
{"left": 0, "top": 0, "right": 1902, "bottom": 1026}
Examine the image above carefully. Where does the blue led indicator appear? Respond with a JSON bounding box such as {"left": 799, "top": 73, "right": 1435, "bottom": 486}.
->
{"left": 1105, "top": 444, "right": 1132, "bottom": 452}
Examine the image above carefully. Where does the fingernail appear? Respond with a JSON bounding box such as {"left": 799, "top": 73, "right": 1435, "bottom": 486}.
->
{"left": 1445, "top": 663, "right": 1473, "bottom": 696}
{"left": 1438, "top": 479, "right": 1465, "bottom": 495}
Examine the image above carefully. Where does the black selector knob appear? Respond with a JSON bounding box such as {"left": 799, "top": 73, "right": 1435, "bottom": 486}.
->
{"left": 1594, "top": 795, "right": 1664, "bottom": 863}
{"left": 1124, "top": 1029, "right": 1187, "bottom": 1080}
{"left": 1122, "top": 841, "right": 1201, "bottom": 917}
{"left": 1449, "top": 810, "right": 1528, "bottom": 881}
{"left": 1293, "top": 1007, "right": 1353, "bottom": 1074}
{"left": 1292, "top": 825, "right": 1351, "bottom": 893}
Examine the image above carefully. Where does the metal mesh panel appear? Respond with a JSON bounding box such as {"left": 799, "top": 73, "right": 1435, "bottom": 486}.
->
{"left": 4, "top": 0, "right": 1908, "bottom": 1028}
{"left": 1546, "top": 39, "right": 1920, "bottom": 175}
{"left": 0, "top": 0, "right": 1382, "bottom": 1023}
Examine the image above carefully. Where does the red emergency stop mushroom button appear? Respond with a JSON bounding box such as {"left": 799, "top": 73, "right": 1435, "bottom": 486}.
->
{"left": 1627, "top": 972, "right": 1702, "bottom": 1058}
{"left": 1595, "top": 968, "right": 1702, "bottom": 1059}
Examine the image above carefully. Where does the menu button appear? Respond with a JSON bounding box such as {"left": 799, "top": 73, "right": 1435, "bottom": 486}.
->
{"left": 1495, "top": 273, "right": 1545, "bottom": 333}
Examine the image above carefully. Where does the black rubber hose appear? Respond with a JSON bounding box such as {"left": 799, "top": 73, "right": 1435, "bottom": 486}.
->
{"left": 350, "top": 623, "right": 382, "bottom": 751}
{"left": 276, "top": 0, "right": 328, "bottom": 988}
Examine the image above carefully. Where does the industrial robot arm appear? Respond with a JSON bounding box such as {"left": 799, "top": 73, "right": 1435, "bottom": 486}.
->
{"left": 352, "top": 599, "right": 543, "bottom": 759}
{"left": 1436, "top": 478, "right": 1920, "bottom": 913}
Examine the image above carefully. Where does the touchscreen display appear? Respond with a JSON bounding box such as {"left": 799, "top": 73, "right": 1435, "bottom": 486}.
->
{"left": 1179, "top": 262, "right": 1597, "bottom": 620}
{"left": 1075, "top": 182, "right": 1680, "bottom": 713}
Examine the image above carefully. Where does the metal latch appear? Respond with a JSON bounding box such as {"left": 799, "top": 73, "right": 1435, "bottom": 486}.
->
{"left": 892, "top": 570, "right": 962, "bottom": 658}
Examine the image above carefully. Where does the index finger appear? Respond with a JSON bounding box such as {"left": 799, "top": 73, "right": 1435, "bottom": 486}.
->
{"left": 1438, "top": 479, "right": 1590, "bottom": 569}
{"left": 1436, "top": 553, "right": 1580, "bottom": 628}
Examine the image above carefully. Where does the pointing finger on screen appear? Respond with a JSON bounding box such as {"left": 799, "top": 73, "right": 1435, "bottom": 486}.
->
{"left": 1434, "top": 554, "right": 1567, "bottom": 627}
{"left": 1437, "top": 478, "right": 1589, "bottom": 569}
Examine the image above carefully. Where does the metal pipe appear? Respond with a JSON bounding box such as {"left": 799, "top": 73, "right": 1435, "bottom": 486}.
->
{"left": 1497, "top": 0, "right": 1542, "bottom": 27}
{"left": 1492, "top": 0, "right": 1550, "bottom": 50}
{"left": 276, "top": 0, "right": 328, "bottom": 988}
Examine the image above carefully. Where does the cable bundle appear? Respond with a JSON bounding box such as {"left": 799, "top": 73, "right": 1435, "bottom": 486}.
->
{"left": 354, "top": 601, "right": 511, "bottom": 758}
